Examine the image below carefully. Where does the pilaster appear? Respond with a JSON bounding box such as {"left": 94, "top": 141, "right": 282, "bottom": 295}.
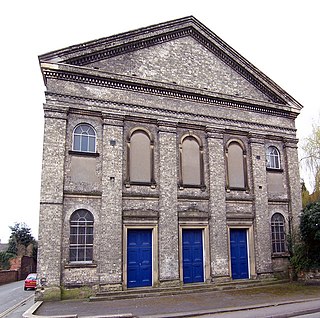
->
{"left": 158, "top": 122, "right": 179, "bottom": 284}
{"left": 284, "top": 139, "right": 302, "bottom": 235}
{"left": 207, "top": 129, "right": 229, "bottom": 279}
{"left": 250, "top": 135, "right": 272, "bottom": 275}
{"left": 38, "top": 107, "right": 67, "bottom": 299}
{"left": 98, "top": 116, "right": 124, "bottom": 287}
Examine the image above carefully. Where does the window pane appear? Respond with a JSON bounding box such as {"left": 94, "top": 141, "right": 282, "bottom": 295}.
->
{"left": 81, "top": 135, "right": 89, "bottom": 152}
{"left": 228, "top": 142, "right": 245, "bottom": 188}
{"left": 79, "top": 226, "right": 85, "bottom": 235}
{"left": 130, "top": 131, "right": 151, "bottom": 182}
{"left": 78, "top": 248, "right": 84, "bottom": 261}
{"left": 74, "top": 135, "right": 81, "bottom": 151}
{"left": 89, "top": 136, "right": 95, "bottom": 152}
{"left": 87, "top": 236, "right": 93, "bottom": 244}
{"left": 70, "top": 248, "right": 77, "bottom": 262}
{"left": 78, "top": 234, "right": 85, "bottom": 244}
{"left": 86, "top": 248, "right": 93, "bottom": 261}
{"left": 70, "top": 234, "right": 77, "bottom": 244}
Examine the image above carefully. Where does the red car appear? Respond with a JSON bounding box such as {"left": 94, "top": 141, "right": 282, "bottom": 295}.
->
{"left": 24, "top": 273, "right": 37, "bottom": 290}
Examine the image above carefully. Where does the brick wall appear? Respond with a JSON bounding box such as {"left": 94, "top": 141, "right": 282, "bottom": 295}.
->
{"left": 0, "top": 270, "right": 18, "bottom": 285}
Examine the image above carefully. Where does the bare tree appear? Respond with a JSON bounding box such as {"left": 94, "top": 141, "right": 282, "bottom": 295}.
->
{"left": 300, "top": 122, "right": 320, "bottom": 193}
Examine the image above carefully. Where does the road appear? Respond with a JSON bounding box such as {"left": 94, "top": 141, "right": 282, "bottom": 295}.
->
{"left": 195, "top": 299, "right": 320, "bottom": 318}
{"left": 0, "top": 281, "right": 34, "bottom": 318}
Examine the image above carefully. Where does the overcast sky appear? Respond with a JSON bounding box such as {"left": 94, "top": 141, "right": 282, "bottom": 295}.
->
{"left": 0, "top": 0, "right": 319, "bottom": 243}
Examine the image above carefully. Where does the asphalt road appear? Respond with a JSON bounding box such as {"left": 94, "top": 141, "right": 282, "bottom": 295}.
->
{"left": 193, "top": 299, "right": 320, "bottom": 318}
{"left": 0, "top": 281, "right": 34, "bottom": 318}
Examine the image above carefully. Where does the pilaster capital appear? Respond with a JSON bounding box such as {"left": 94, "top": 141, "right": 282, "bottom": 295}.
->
{"left": 157, "top": 120, "right": 177, "bottom": 133}
{"left": 206, "top": 127, "right": 224, "bottom": 140}
{"left": 283, "top": 138, "right": 299, "bottom": 149}
{"left": 102, "top": 113, "right": 124, "bottom": 127}
{"left": 248, "top": 133, "right": 265, "bottom": 145}
{"left": 43, "top": 105, "right": 68, "bottom": 120}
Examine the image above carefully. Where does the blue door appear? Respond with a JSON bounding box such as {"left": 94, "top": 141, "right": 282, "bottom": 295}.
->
{"left": 230, "top": 229, "right": 249, "bottom": 279}
{"left": 127, "top": 229, "right": 152, "bottom": 288}
{"left": 182, "top": 229, "right": 204, "bottom": 284}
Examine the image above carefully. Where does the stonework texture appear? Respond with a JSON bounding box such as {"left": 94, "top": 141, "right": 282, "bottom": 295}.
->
{"left": 37, "top": 17, "right": 303, "bottom": 298}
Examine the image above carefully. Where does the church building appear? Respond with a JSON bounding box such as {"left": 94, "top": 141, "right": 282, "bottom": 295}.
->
{"left": 37, "top": 17, "right": 302, "bottom": 299}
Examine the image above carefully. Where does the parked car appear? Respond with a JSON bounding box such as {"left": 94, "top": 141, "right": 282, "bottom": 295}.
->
{"left": 24, "top": 273, "right": 37, "bottom": 290}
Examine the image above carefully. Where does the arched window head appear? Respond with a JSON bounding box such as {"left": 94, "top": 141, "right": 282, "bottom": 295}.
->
{"left": 271, "top": 213, "right": 286, "bottom": 253}
{"left": 69, "top": 209, "right": 94, "bottom": 262}
{"left": 266, "top": 146, "right": 281, "bottom": 169}
{"left": 73, "top": 124, "right": 96, "bottom": 153}
{"left": 180, "top": 136, "right": 204, "bottom": 187}
{"left": 226, "top": 140, "right": 248, "bottom": 190}
{"left": 126, "top": 129, "right": 155, "bottom": 186}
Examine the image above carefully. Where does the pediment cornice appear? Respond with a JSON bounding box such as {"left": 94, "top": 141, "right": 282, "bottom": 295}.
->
{"left": 39, "top": 16, "right": 302, "bottom": 112}
{"left": 41, "top": 62, "right": 297, "bottom": 119}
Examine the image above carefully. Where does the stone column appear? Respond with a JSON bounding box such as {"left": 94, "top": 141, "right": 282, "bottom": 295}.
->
{"left": 98, "top": 115, "right": 123, "bottom": 289}
{"left": 38, "top": 107, "right": 67, "bottom": 300}
{"left": 207, "top": 129, "right": 229, "bottom": 280}
{"left": 284, "top": 139, "right": 302, "bottom": 237}
{"left": 158, "top": 122, "right": 179, "bottom": 286}
{"left": 250, "top": 135, "right": 272, "bottom": 276}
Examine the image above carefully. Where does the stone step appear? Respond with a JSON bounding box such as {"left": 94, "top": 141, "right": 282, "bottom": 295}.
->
{"left": 90, "top": 278, "right": 288, "bottom": 301}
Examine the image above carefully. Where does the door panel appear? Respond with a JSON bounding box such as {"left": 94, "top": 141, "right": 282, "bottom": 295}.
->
{"left": 182, "top": 229, "right": 204, "bottom": 284}
{"left": 127, "top": 229, "right": 152, "bottom": 288}
{"left": 230, "top": 229, "right": 249, "bottom": 279}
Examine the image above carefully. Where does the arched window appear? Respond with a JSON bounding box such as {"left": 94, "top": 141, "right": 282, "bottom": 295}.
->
{"left": 266, "top": 146, "right": 281, "bottom": 169}
{"left": 127, "top": 129, "right": 155, "bottom": 185}
{"left": 70, "top": 209, "right": 94, "bottom": 262}
{"left": 179, "top": 135, "right": 204, "bottom": 187}
{"left": 271, "top": 213, "right": 286, "bottom": 253}
{"left": 226, "top": 141, "right": 248, "bottom": 190}
{"left": 73, "top": 124, "right": 96, "bottom": 153}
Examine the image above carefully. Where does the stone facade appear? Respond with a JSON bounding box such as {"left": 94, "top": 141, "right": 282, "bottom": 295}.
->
{"left": 37, "top": 17, "right": 302, "bottom": 299}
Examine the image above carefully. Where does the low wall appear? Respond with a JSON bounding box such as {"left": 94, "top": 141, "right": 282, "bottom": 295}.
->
{"left": 297, "top": 269, "right": 320, "bottom": 284}
{"left": 0, "top": 270, "right": 18, "bottom": 284}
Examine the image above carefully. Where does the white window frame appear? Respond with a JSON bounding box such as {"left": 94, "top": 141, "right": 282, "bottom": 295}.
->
{"left": 72, "top": 124, "right": 97, "bottom": 153}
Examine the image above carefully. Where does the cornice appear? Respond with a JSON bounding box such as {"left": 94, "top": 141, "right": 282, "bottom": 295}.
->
{"left": 45, "top": 91, "right": 297, "bottom": 136}
{"left": 42, "top": 66, "right": 295, "bottom": 120}
{"left": 63, "top": 27, "right": 285, "bottom": 105}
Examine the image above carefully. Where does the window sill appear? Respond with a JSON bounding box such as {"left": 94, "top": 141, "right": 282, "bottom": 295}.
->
{"left": 227, "top": 187, "right": 249, "bottom": 192}
{"left": 65, "top": 262, "right": 97, "bottom": 268}
{"left": 272, "top": 253, "right": 290, "bottom": 258}
{"left": 125, "top": 181, "right": 157, "bottom": 189}
{"left": 267, "top": 168, "right": 283, "bottom": 173}
{"left": 68, "top": 150, "right": 100, "bottom": 157}
{"left": 178, "top": 184, "right": 206, "bottom": 191}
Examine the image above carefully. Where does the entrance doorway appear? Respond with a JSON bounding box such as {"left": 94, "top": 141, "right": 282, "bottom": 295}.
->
{"left": 230, "top": 228, "right": 249, "bottom": 279}
{"left": 182, "top": 229, "right": 204, "bottom": 284}
{"left": 127, "top": 229, "right": 152, "bottom": 288}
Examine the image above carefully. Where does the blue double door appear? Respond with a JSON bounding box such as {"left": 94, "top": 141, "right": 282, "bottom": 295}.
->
{"left": 230, "top": 229, "right": 249, "bottom": 279}
{"left": 182, "top": 229, "right": 204, "bottom": 284}
{"left": 127, "top": 229, "right": 152, "bottom": 288}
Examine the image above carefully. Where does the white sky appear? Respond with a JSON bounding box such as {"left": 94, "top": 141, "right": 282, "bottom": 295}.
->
{"left": 0, "top": 0, "right": 319, "bottom": 243}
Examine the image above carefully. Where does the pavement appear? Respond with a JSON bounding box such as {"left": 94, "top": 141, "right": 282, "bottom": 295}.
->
{"left": 23, "top": 282, "right": 320, "bottom": 318}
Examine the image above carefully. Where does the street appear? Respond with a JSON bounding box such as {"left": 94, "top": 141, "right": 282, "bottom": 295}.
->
{"left": 194, "top": 299, "right": 320, "bottom": 318}
{"left": 1, "top": 281, "right": 320, "bottom": 318}
{"left": 0, "top": 281, "right": 34, "bottom": 318}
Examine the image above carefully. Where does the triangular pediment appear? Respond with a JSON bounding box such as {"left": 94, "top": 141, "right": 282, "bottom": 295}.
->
{"left": 39, "top": 16, "right": 302, "bottom": 110}
{"left": 86, "top": 36, "right": 272, "bottom": 103}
